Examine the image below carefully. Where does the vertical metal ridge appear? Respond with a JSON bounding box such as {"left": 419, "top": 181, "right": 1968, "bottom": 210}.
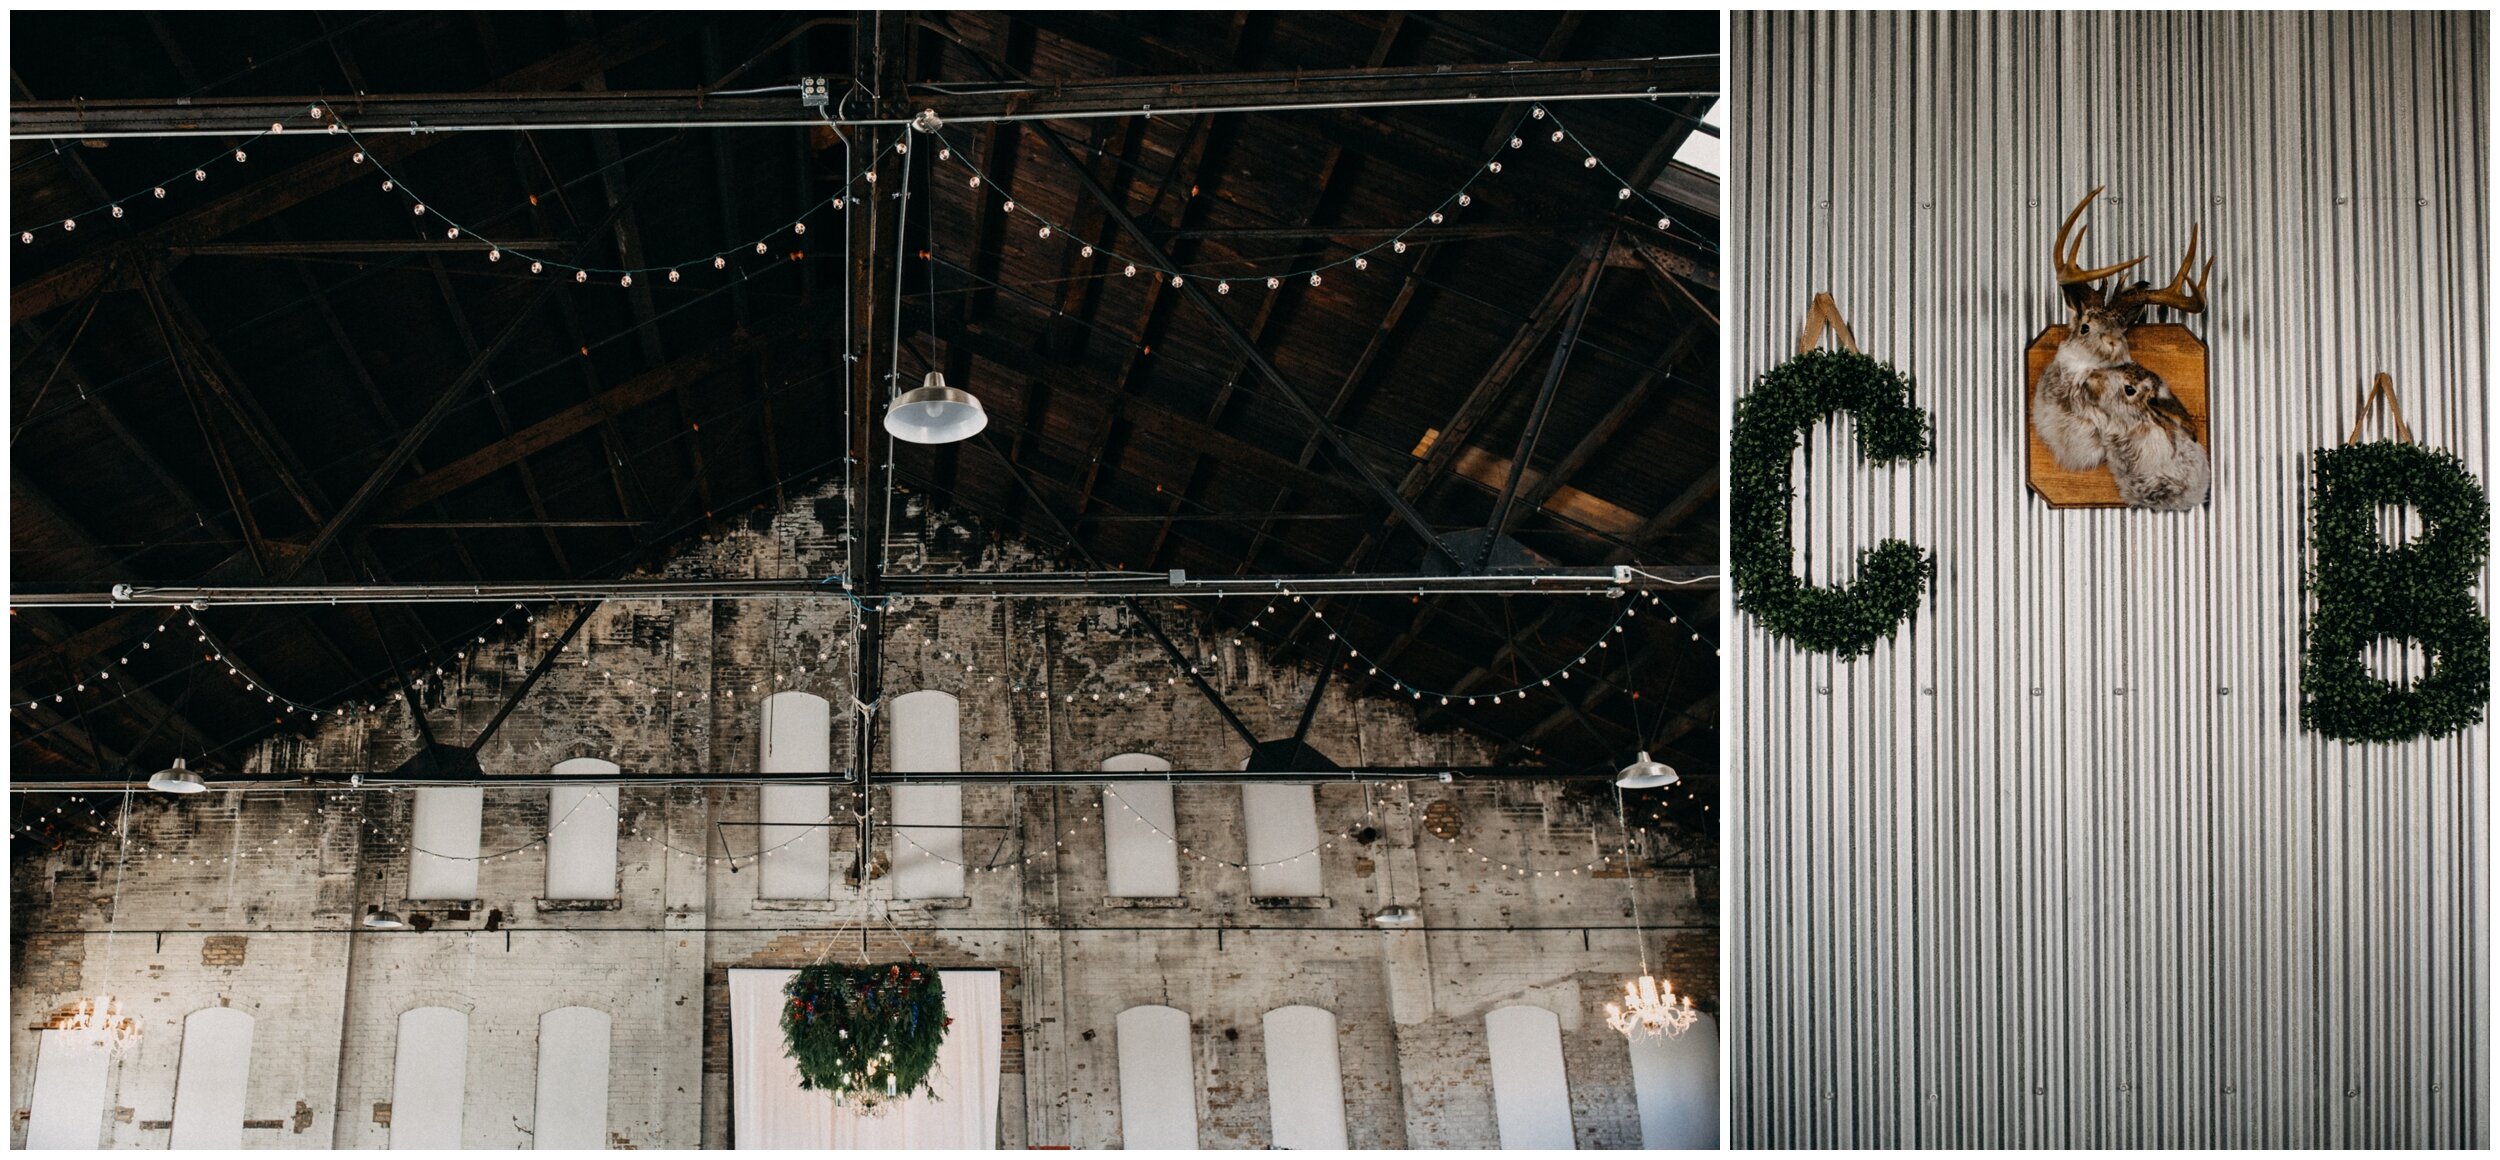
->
{"left": 1729, "top": 11, "right": 2488, "bottom": 1149}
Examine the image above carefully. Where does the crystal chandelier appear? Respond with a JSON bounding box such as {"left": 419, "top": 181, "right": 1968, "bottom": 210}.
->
{"left": 60, "top": 994, "right": 141, "bottom": 1049}
{"left": 1605, "top": 779, "right": 1699, "bottom": 1040}
{"left": 1605, "top": 973, "right": 1698, "bottom": 1038}
{"left": 63, "top": 787, "right": 145, "bottom": 1051}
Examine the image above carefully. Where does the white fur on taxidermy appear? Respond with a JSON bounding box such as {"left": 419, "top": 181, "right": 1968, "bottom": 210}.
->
{"left": 2093, "top": 363, "right": 2209, "bottom": 510}
{"left": 2035, "top": 187, "right": 2213, "bottom": 507}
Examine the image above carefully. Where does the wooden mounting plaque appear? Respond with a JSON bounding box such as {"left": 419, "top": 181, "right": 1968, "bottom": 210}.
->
{"left": 2023, "top": 322, "right": 2209, "bottom": 508}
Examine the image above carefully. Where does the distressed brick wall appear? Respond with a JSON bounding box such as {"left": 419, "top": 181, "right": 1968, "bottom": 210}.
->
{"left": 12, "top": 485, "right": 1716, "bottom": 1149}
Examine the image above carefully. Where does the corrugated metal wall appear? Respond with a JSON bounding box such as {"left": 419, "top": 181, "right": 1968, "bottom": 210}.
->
{"left": 1728, "top": 11, "right": 2488, "bottom": 1149}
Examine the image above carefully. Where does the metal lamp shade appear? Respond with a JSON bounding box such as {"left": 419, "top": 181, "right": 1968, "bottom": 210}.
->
{"left": 1370, "top": 904, "right": 1422, "bottom": 929}
{"left": 882, "top": 373, "right": 987, "bottom": 444}
{"left": 147, "top": 756, "right": 207, "bottom": 795}
{"left": 1614, "top": 750, "right": 1679, "bottom": 789}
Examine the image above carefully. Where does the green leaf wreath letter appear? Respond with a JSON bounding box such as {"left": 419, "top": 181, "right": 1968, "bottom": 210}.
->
{"left": 2299, "top": 440, "right": 2489, "bottom": 742}
{"left": 1731, "top": 349, "right": 1935, "bottom": 658}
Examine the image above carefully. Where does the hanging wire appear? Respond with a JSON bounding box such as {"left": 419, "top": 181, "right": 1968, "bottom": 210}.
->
{"left": 1267, "top": 584, "right": 1641, "bottom": 703}
{"left": 13, "top": 129, "right": 280, "bottom": 244}
{"left": 1616, "top": 783, "right": 1655, "bottom": 977}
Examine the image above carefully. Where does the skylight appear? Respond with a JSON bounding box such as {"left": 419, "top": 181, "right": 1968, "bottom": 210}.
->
{"left": 1670, "top": 98, "right": 1724, "bottom": 177}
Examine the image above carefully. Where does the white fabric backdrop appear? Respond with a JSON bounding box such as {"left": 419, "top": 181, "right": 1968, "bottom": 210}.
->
{"left": 730, "top": 968, "right": 1000, "bottom": 1150}
{"left": 25, "top": 1029, "right": 109, "bottom": 1149}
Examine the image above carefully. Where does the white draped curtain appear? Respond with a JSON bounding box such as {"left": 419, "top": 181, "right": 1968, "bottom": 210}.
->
{"left": 729, "top": 968, "right": 1001, "bottom": 1150}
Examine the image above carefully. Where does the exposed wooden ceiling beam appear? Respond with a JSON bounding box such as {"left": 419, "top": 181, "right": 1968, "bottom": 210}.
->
{"left": 375, "top": 300, "right": 839, "bottom": 519}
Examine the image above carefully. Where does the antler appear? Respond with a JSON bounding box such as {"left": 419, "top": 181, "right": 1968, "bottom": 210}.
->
{"left": 2053, "top": 186, "right": 2146, "bottom": 291}
{"left": 2106, "top": 223, "right": 2213, "bottom": 316}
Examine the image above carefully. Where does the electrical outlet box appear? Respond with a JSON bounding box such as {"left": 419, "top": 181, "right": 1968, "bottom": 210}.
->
{"left": 800, "top": 77, "right": 830, "bottom": 108}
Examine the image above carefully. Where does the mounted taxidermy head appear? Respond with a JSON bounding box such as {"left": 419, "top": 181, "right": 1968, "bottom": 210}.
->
{"left": 2053, "top": 185, "right": 2213, "bottom": 368}
{"left": 2030, "top": 186, "right": 2216, "bottom": 479}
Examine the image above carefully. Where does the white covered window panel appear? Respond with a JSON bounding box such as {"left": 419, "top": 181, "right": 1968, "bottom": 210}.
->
{"left": 759, "top": 692, "right": 832, "bottom": 900}
{"left": 1115, "top": 1005, "right": 1198, "bottom": 1149}
{"left": 408, "top": 786, "right": 483, "bottom": 900}
{"left": 169, "top": 1006, "right": 254, "bottom": 1150}
{"left": 1260, "top": 1005, "right": 1349, "bottom": 1149}
{"left": 1629, "top": 1013, "right": 1718, "bottom": 1149}
{"left": 391, "top": 1007, "right": 469, "bottom": 1150}
{"left": 1242, "top": 784, "right": 1323, "bottom": 897}
{"left": 546, "top": 758, "right": 620, "bottom": 900}
{"left": 25, "top": 1029, "right": 109, "bottom": 1149}
{"left": 888, "top": 690, "right": 964, "bottom": 899}
{"left": 533, "top": 1007, "right": 611, "bottom": 1150}
{"left": 1484, "top": 1005, "right": 1574, "bottom": 1149}
{"left": 1102, "top": 754, "right": 1179, "bottom": 898}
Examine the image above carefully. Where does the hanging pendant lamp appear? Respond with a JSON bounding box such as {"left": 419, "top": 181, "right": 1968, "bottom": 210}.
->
{"left": 147, "top": 755, "right": 207, "bottom": 795}
{"left": 883, "top": 372, "right": 987, "bottom": 444}
{"left": 1614, "top": 750, "right": 1679, "bottom": 789}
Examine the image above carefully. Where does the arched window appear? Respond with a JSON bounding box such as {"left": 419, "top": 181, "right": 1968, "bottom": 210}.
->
{"left": 1242, "top": 784, "right": 1322, "bottom": 897}
{"left": 169, "top": 1007, "right": 255, "bottom": 1150}
{"left": 1483, "top": 1005, "right": 1575, "bottom": 1149}
{"left": 391, "top": 1007, "right": 469, "bottom": 1149}
{"left": 533, "top": 1007, "right": 610, "bottom": 1150}
{"left": 888, "top": 690, "right": 964, "bottom": 899}
{"left": 759, "top": 692, "right": 832, "bottom": 900}
{"left": 546, "top": 758, "right": 620, "bottom": 901}
{"left": 1628, "top": 1012, "right": 1718, "bottom": 1148}
{"left": 1261, "top": 1005, "right": 1348, "bottom": 1149}
{"left": 1115, "top": 1005, "right": 1198, "bottom": 1149}
{"left": 24, "top": 1028, "right": 110, "bottom": 1148}
{"left": 409, "top": 787, "right": 482, "bottom": 900}
{"left": 1101, "top": 754, "right": 1178, "bottom": 897}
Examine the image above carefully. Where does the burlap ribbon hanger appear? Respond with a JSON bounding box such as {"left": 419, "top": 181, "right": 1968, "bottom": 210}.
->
{"left": 1795, "top": 291, "right": 1861, "bottom": 356}
{"left": 2344, "top": 371, "right": 2415, "bottom": 446}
